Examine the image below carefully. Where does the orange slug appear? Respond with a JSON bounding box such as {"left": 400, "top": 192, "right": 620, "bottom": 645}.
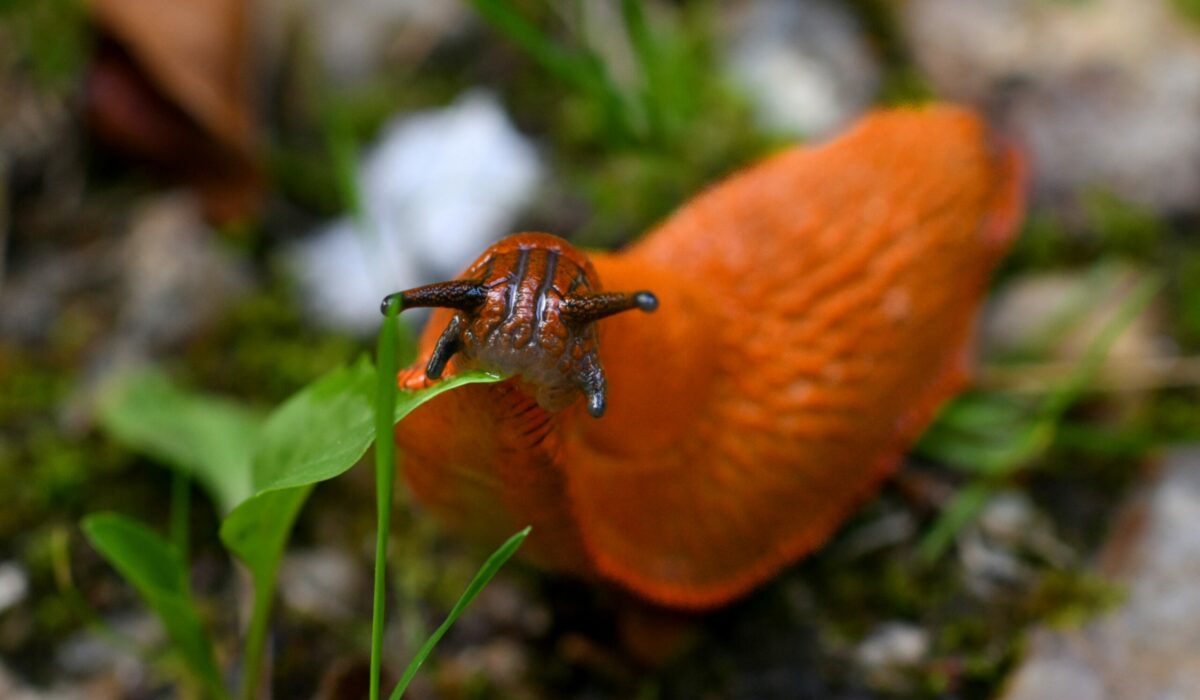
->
{"left": 387, "top": 105, "right": 1026, "bottom": 610}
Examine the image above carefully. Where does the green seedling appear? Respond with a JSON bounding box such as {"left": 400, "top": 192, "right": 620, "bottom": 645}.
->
{"left": 89, "top": 315, "right": 524, "bottom": 698}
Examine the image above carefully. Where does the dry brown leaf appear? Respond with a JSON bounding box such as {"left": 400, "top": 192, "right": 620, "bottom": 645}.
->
{"left": 86, "top": 0, "right": 260, "bottom": 222}
{"left": 88, "top": 0, "right": 252, "bottom": 155}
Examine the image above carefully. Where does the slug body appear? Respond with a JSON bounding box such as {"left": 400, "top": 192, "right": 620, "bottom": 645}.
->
{"left": 391, "top": 106, "right": 1026, "bottom": 609}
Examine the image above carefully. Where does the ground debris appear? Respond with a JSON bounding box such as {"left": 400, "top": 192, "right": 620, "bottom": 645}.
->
{"left": 1001, "top": 446, "right": 1200, "bottom": 700}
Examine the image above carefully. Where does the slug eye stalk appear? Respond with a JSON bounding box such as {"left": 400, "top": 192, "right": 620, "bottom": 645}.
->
{"left": 379, "top": 283, "right": 656, "bottom": 320}
{"left": 379, "top": 280, "right": 487, "bottom": 315}
{"left": 561, "top": 291, "right": 658, "bottom": 325}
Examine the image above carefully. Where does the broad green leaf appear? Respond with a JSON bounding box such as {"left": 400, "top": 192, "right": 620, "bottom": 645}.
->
{"left": 250, "top": 358, "right": 500, "bottom": 493}
{"left": 96, "top": 370, "right": 261, "bottom": 514}
{"left": 389, "top": 527, "right": 531, "bottom": 700}
{"left": 220, "top": 487, "right": 310, "bottom": 700}
{"left": 248, "top": 357, "right": 378, "bottom": 493}
{"left": 82, "top": 513, "right": 226, "bottom": 698}
{"left": 222, "top": 361, "right": 503, "bottom": 578}
{"left": 220, "top": 358, "right": 501, "bottom": 700}
{"left": 220, "top": 488, "right": 311, "bottom": 584}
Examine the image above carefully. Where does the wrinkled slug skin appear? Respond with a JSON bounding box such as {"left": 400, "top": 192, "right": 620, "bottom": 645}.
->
{"left": 395, "top": 105, "right": 1027, "bottom": 609}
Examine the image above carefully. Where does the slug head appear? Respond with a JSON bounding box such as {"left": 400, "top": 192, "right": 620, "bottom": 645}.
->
{"left": 382, "top": 233, "right": 657, "bottom": 417}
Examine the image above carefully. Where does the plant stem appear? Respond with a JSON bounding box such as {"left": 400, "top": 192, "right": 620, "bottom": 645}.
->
{"left": 370, "top": 299, "right": 401, "bottom": 700}
{"left": 238, "top": 579, "right": 274, "bottom": 700}
{"left": 170, "top": 472, "right": 190, "bottom": 560}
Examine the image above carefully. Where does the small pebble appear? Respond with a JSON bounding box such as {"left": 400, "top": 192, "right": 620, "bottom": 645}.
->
{"left": 0, "top": 562, "right": 28, "bottom": 615}
{"left": 279, "top": 547, "right": 365, "bottom": 623}
{"left": 904, "top": 0, "right": 1200, "bottom": 213}
{"left": 1001, "top": 446, "right": 1200, "bottom": 699}
{"left": 855, "top": 622, "right": 930, "bottom": 690}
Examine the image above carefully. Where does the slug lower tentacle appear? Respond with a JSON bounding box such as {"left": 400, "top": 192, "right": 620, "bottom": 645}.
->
{"left": 392, "top": 105, "right": 1027, "bottom": 609}
{"left": 382, "top": 232, "right": 658, "bottom": 417}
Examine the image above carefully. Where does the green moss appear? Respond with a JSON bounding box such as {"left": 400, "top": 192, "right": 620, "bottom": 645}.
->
{"left": 1147, "top": 392, "right": 1200, "bottom": 441}
{"left": 183, "top": 284, "right": 369, "bottom": 403}
{"left": 1081, "top": 190, "right": 1167, "bottom": 260}
{"left": 845, "top": 0, "right": 936, "bottom": 105}
{"left": 0, "top": 0, "right": 90, "bottom": 89}
{"left": 0, "top": 348, "right": 142, "bottom": 540}
{"left": 879, "top": 67, "right": 936, "bottom": 106}
{"left": 1003, "top": 191, "right": 1170, "bottom": 277}
{"left": 0, "top": 363, "right": 67, "bottom": 423}
{"left": 1004, "top": 210, "right": 1075, "bottom": 272}
{"left": 1025, "top": 571, "right": 1125, "bottom": 628}
{"left": 1173, "top": 249, "right": 1200, "bottom": 349}
{"left": 1173, "top": 0, "right": 1200, "bottom": 25}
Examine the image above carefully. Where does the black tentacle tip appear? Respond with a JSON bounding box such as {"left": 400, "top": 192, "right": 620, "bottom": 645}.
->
{"left": 587, "top": 390, "right": 606, "bottom": 418}
{"left": 634, "top": 291, "right": 658, "bottom": 312}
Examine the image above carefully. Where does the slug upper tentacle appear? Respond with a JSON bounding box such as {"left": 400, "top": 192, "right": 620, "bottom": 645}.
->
{"left": 382, "top": 232, "right": 658, "bottom": 417}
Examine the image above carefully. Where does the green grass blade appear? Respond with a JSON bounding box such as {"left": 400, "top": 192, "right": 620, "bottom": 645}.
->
{"left": 82, "top": 513, "right": 228, "bottom": 699}
{"left": 918, "top": 484, "right": 992, "bottom": 563}
{"left": 325, "top": 101, "right": 367, "bottom": 231}
{"left": 466, "top": 0, "right": 598, "bottom": 93}
{"left": 1038, "top": 272, "right": 1164, "bottom": 419}
{"left": 388, "top": 527, "right": 531, "bottom": 700}
{"left": 620, "top": 0, "right": 665, "bottom": 138}
{"left": 465, "top": 0, "right": 635, "bottom": 142}
{"left": 917, "top": 270, "right": 1164, "bottom": 561}
{"left": 370, "top": 299, "right": 401, "bottom": 700}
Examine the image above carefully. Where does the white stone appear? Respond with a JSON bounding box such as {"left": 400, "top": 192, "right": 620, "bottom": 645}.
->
{"left": 0, "top": 561, "right": 28, "bottom": 614}
{"left": 855, "top": 621, "right": 930, "bottom": 691}
{"left": 279, "top": 548, "right": 365, "bottom": 622}
{"left": 1001, "top": 447, "right": 1200, "bottom": 700}
{"left": 904, "top": 0, "right": 1200, "bottom": 213}
{"left": 726, "top": 0, "right": 879, "bottom": 137}
{"left": 286, "top": 91, "right": 544, "bottom": 333}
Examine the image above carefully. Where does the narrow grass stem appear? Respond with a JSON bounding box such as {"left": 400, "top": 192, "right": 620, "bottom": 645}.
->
{"left": 169, "top": 472, "right": 190, "bottom": 560}
{"left": 370, "top": 300, "right": 401, "bottom": 700}
{"left": 389, "top": 527, "right": 531, "bottom": 700}
{"left": 238, "top": 580, "right": 274, "bottom": 700}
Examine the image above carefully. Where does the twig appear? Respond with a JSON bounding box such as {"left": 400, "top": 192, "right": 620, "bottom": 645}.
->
{"left": 0, "top": 154, "right": 9, "bottom": 287}
{"left": 978, "top": 355, "right": 1200, "bottom": 394}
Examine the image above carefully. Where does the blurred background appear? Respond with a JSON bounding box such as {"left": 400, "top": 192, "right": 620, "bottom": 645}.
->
{"left": 3, "top": 0, "right": 1200, "bottom": 697}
